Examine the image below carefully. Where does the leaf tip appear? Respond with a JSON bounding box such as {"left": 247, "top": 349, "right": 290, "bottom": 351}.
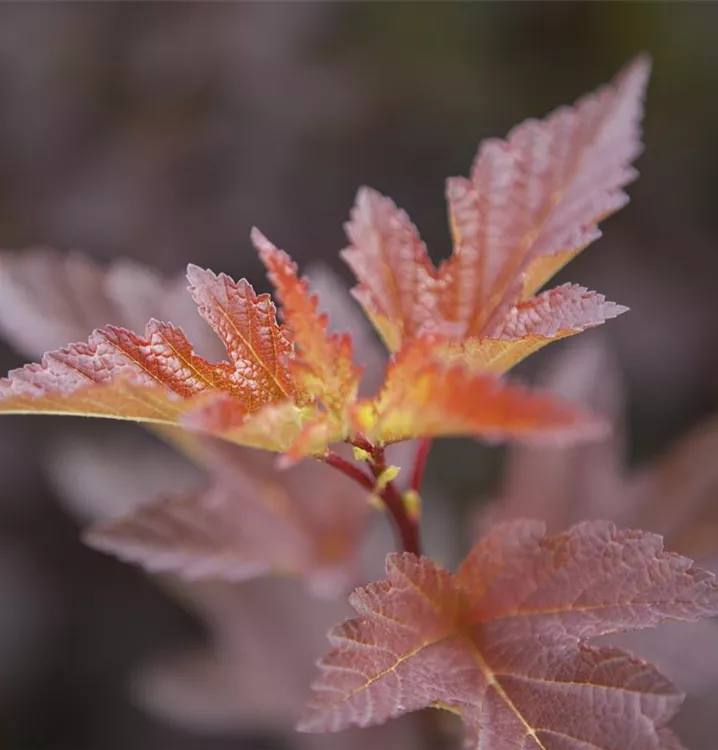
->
{"left": 623, "top": 52, "right": 653, "bottom": 85}
{"left": 250, "top": 226, "right": 275, "bottom": 256}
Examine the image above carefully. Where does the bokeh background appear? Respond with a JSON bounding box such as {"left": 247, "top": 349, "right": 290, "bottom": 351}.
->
{"left": 0, "top": 3, "right": 717, "bottom": 749}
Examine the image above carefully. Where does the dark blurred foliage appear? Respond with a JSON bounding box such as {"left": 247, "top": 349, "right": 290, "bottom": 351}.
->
{"left": 0, "top": 3, "right": 717, "bottom": 749}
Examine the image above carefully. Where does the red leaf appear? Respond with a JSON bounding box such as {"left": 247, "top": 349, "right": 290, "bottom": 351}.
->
{"left": 342, "top": 58, "right": 646, "bottom": 364}
{"left": 356, "top": 338, "right": 607, "bottom": 447}
{"left": 86, "top": 448, "right": 370, "bottom": 598}
{"left": 187, "top": 264, "right": 296, "bottom": 408}
{"left": 300, "top": 521, "right": 718, "bottom": 749}
{"left": 253, "top": 228, "right": 362, "bottom": 416}
{"left": 480, "top": 341, "right": 718, "bottom": 696}
{"left": 0, "top": 257, "right": 316, "bottom": 452}
{"left": 0, "top": 248, "right": 221, "bottom": 360}
{"left": 441, "top": 56, "right": 648, "bottom": 335}
{"left": 342, "top": 187, "right": 441, "bottom": 351}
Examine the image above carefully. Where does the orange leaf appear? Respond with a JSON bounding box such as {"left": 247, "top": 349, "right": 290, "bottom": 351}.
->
{"left": 357, "top": 338, "right": 607, "bottom": 446}
{"left": 0, "top": 376, "right": 189, "bottom": 426}
{"left": 300, "top": 521, "right": 718, "bottom": 748}
{"left": 447, "top": 284, "right": 628, "bottom": 373}
{"left": 0, "top": 59, "right": 646, "bottom": 457}
{"left": 342, "top": 58, "right": 647, "bottom": 358}
{"left": 441, "top": 56, "right": 648, "bottom": 336}
{"left": 187, "top": 265, "right": 295, "bottom": 409}
{"left": 0, "top": 266, "right": 308, "bottom": 451}
{"left": 0, "top": 321, "right": 229, "bottom": 396}
{"left": 184, "top": 396, "right": 319, "bottom": 454}
{"left": 253, "top": 228, "right": 362, "bottom": 416}
{"left": 341, "top": 187, "right": 441, "bottom": 351}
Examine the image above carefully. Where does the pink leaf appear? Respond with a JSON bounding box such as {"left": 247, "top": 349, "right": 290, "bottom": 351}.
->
{"left": 86, "top": 448, "right": 370, "bottom": 598}
{"left": 300, "top": 520, "right": 718, "bottom": 749}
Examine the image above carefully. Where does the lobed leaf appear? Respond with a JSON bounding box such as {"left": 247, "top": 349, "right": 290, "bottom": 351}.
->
{"left": 444, "top": 284, "right": 627, "bottom": 373}
{"left": 342, "top": 58, "right": 647, "bottom": 359}
{"left": 301, "top": 520, "right": 718, "bottom": 749}
{"left": 187, "top": 264, "right": 295, "bottom": 409}
{"left": 441, "top": 56, "right": 648, "bottom": 337}
{"left": 253, "top": 228, "right": 362, "bottom": 416}
{"left": 341, "top": 187, "right": 441, "bottom": 352}
{"left": 0, "top": 248, "right": 221, "bottom": 360}
{"left": 356, "top": 338, "right": 608, "bottom": 447}
{"left": 0, "top": 261, "right": 315, "bottom": 452}
{"left": 0, "top": 315, "right": 288, "bottom": 431}
{"left": 86, "top": 449, "right": 370, "bottom": 598}
{"left": 0, "top": 250, "right": 230, "bottom": 455}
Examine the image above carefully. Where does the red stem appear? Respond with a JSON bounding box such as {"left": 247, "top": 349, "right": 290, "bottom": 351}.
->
{"left": 378, "top": 478, "right": 421, "bottom": 556}
{"left": 410, "top": 437, "right": 432, "bottom": 494}
{"left": 351, "top": 435, "right": 375, "bottom": 455}
{"left": 366, "top": 446, "right": 421, "bottom": 556}
{"left": 323, "top": 452, "right": 375, "bottom": 493}
{"left": 325, "top": 445, "right": 422, "bottom": 557}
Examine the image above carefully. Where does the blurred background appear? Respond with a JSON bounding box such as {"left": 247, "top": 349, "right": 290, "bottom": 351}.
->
{"left": 0, "top": 3, "right": 717, "bottom": 749}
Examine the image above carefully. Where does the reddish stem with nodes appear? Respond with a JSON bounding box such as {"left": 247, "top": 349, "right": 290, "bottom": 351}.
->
{"left": 351, "top": 435, "right": 375, "bottom": 455}
{"left": 324, "top": 443, "right": 421, "bottom": 557}
{"left": 324, "top": 452, "right": 375, "bottom": 493}
{"left": 365, "top": 443, "right": 421, "bottom": 554}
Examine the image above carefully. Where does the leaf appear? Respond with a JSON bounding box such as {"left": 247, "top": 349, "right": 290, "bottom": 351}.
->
{"left": 342, "top": 187, "right": 441, "bottom": 352}
{"left": 300, "top": 520, "right": 718, "bottom": 749}
{"left": 460, "top": 284, "right": 628, "bottom": 372}
{"left": 186, "top": 264, "right": 296, "bottom": 409}
{"left": 342, "top": 58, "right": 646, "bottom": 365}
{"left": 0, "top": 250, "right": 231, "bottom": 455}
{"left": 0, "top": 248, "right": 222, "bottom": 360}
{"left": 478, "top": 340, "right": 718, "bottom": 696}
{"left": 86, "top": 447, "right": 370, "bottom": 598}
{"left": 0, "top": 316, "right": 306, "bottom": 451}
{"left": 1, "top": 57, "right": 641, "bottom": 457}
{"left": 0, "top": 257, "right": 317, "bottom": 452}
{"left": 253, "top": 228, "right": 362, "bottom": 416}
{"left": 442, "top": 56, "right": 648, "bottom": 335}
{"left": 355, "top": 338, "right": 608, "bottom": 447}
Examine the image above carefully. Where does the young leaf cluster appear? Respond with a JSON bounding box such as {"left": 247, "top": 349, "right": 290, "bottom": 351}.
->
{"left": 1, "top": 56, "right": 717, "bottom": 750}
